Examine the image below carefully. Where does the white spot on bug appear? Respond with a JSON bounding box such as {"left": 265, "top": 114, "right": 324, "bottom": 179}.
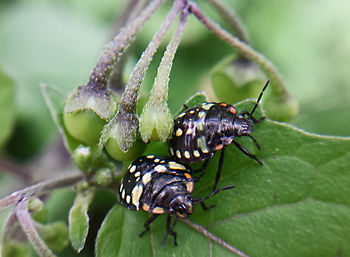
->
{"left": 136, "top": 177, "right": 140, "bottom": 182}
{"left": 154, "top": 158, "right": 160, "bottom": 163}
{"left": 160, "top": 160, "right": 166, "bottom": 164}
{"left": 197, "top": 121, "right": 204, "bottom": 132}
{"left": 147, "top": 155, "right": 155, "bottom": 159}
{"left": 126, "top": 195, "right": 131, "bottom": 204}
{"left": 178, "top": 112, "right": 186, "bottom": 118}
{"left": 134, "top": 171, "right": 141, "bottom": 177}
{"left": 176, "top": 128, "right": 183, "bottom": 137}
{"left": 176, "top": 150, "right": 182, "bottom": 159}
{"left": 193, "top": 150, "right": 200, "bottom": 158}
{"left": 121, "top": 188, "right": 125, "bottom": 199}
{"left": 154, "top": 165, "right": 167, "bottom": 173}
{"left": 202, "top": 103, "right": 214, "bottom": 110}
{"left": 189, "top": 110, "right": 195, "bottom": 114}
{"left": 184, "top": 151, "right": 191, "bottom": 159}
{"left": 131, "top": 185, "right": 143, "bottom": 210}
{"left": 142, "top": 172, "right": 152, "bottom": 185}
{"left": 169, "top": 147, "right": 174, "bottom": 156}
{"left": 129, "top": 165, "right": 136, "bottom": 173}
{"left": 197, "top": 136, "right": 209, "bottom": 153}
{"left": 198, "top": 111, "right": 206, "bottom": 118}
{"left": 186, "top": 128, "right": 193, "bottom": 135}
{"left": 168, "top": 161, "right": 186, "bottom": 170}
{"left": 119, "top": 184, "right": 123, "bottom": 193}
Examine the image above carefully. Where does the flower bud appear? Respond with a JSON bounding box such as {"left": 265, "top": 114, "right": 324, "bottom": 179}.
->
{"left": 211, "top": 55, "right": 266, "bottom": 103}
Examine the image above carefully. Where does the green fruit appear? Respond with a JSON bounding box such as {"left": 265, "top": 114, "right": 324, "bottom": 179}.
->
{"left": 105, "top": 137, "right": 146, "bottom": 162}
{"left": 64, "top": 109, "right": 106, "bottom": 145}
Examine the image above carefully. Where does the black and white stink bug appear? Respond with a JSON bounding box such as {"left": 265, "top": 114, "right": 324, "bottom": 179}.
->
{"left": 168, "top": 80, "right": 270, "bottom": 190}
{"left": 119, "top": 155, "right": 235, "bottom": 246}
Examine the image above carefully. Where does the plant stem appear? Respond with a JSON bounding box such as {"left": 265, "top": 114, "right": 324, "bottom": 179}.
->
{"left": 105, "top": 0, "right": 184, "bottom": 152}
{"left": 189, "top": 2, "right": 288, "bottom": 97}
{"left": 108, "top": 0, "right": 150, "bottom": 93}
{"left": 207, "top": 0, "right": 249, "bottom": 43}
{"left": 87, "top": 0, "right": 166, "bottom": 89}
{"left": 182, "top": 219, "right": 250, "bottom": 257}
{"left": 16, "top": 199, "right": 56, "bottom": 257}
{"left": 150, "top": 4, "right": 189, "bottom": 105}
{"left": 0, "top": 173, "right": 83, "bottom": 212}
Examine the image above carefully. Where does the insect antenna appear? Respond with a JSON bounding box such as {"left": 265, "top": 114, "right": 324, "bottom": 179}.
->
{"left": 250, "top": 79, "right": 270, "bottom": 117}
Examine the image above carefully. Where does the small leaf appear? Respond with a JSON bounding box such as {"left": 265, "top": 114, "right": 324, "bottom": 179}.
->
{"left": 36, "top": 221, "right": 69, "bottom": 252}
{"left": 0, "top": 68, "right": 15, "bottom": 149}
{"left": 176, "top": 92, "right": 209, "bottom": 114}
{"left": 41, "top": 84, "right": 80, "bottom": 153}
{"left": 68, "top": 188, "right": 95, "bottom": 253}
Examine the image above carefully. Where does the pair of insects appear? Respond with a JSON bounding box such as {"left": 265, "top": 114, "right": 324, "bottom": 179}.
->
{"left": 119, "top": 80, "right": 270, "bottom": 246}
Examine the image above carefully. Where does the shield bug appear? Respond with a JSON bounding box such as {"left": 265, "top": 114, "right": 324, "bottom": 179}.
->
{"left": 168, "top": 80, "right": 270, "bottom": 190}
{"left": 119, "top": 155, "right": 235, "bottom": 246}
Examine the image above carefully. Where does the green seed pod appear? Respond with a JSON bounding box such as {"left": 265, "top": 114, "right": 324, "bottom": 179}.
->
{"left": 211, "top": 55, "right": 266, "bottom": 103}
{"left": 37, "top": 222, "right": 69, "bottom": 252}
{"left": 94, "top": 168, "right": 114, "bottom": 187}
{"left": 28, "top": 198, "right": 47, "bottom": 223}
{"left": 63, "top": 84, "right": 119, "bottom": 145}
{"left": 72, "top": 145, "right": 93, "bottom": 172}
{"left": 104, "top": 136, "right": 146, "bottom": 162}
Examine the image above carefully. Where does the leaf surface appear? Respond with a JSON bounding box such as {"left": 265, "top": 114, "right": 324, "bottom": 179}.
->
{"left": 96, "top": 100, "right": 350, "bottom": 257}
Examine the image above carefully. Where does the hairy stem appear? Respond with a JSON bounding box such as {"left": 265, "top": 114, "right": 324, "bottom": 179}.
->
{"left": 207, "top": 0, "right": 249, "bottom": 43}
{"left": 105, "top": 0, "right": 184, "bottom": 152}
{"left": 182, "top": 219, "right": 250, "bottom": 257}
{"left": 87, "top": 0, "right": 166, "bottom": 89}
{"left": 189, "top": 2, "right": 287, "bottom": 97}
{"left": 16, "top": 199, "right": 56, "bottom": 257}
{"left": 0, "top": 173, "right": 83, "bottom": 212}
{"left": 109, "top": 0, "right": 150, "bottom": 93}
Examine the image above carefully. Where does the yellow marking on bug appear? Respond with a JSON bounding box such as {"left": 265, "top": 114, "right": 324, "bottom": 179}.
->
{"left": 169, "top": 147, "right": 174, "bottom": 156}
{"left": 142, "top": 172, "right": 152, "bottom": 185}
{"left": 129, "top": 165, "right": 136, "bottom": 173}
{"left": 197, "top": 136, "right": 209, "bottom": 153}
{"left": 178, "top": 112, "right": 186, "bottom": 118}
{"left": 186, "top": 128, "right": 193, "bottom": 135}
{"left": 176, "top": 150, "right": 182, "bottom": 159}
{"left": 154, "top": 165, "right": 167, "bottom": 173}
{"left": 147, "top": 155, "right": 155, "bottom": 159}
{"left": 168, "top": 161, "right": 186, "bottom": 170}
{"left": 131, "top": 185, "right": 143, "bottom": 210}
{"left": 202, "top": 103, "right": 214, "bottom": 110}
{"left": 176, "top": 128, "right": 183, "bottom": 137}
{"left": 193, "top": 150, "right": 200, "bottom": 158}
{"left": 154, "top": 158, "right": 160, "bottom": 163}
{"left": 134, "top": 171, "right": 141, "bottom": 177}
{"left": 198, "top": 111, "right": 206, "bottom": 118}
{"left": 121, "top": 188, "right": 125, "bottom": 199}
{"left": 184, "top": 151, "right": 191, "bottom": 159}
{"left": 126, "top": 195, "right": 131, "bottom": 204}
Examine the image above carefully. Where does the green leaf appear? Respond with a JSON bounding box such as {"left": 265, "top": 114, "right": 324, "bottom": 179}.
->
{"left": 68, "top": 189, "right": 95, "bottom": 253}
{"left": 95, "top": 100, "right": 350, "bottom": 257}
{"left": 41, "top": 84, "right": 80, "bottom": 153}
{"left": 0, "top": 68, "right": 15, "bottom": 149}
{"left": 176, "top": 92, "right": 209, "bottom": 115}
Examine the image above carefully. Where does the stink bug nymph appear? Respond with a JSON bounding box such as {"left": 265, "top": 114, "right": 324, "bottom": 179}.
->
{"left": 169, "top": 80, "right": 270, "bottom": 190}
{"left": 119, "top": 155, "right": 235, "bottom": 246}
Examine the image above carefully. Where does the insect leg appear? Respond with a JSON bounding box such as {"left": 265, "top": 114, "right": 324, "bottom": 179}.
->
{"left": 162, "top": 214, "right": 177, "bottom": 247}
{"left": 139, "top": 214, "right": 159, "bottom": 237}
{"left": 232, "top": 140, "right": 263, "bottom": 165}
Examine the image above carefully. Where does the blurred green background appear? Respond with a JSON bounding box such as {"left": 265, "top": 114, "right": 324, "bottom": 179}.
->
{"left": 0, "top": 0, "right": 349, "bottom": 255}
